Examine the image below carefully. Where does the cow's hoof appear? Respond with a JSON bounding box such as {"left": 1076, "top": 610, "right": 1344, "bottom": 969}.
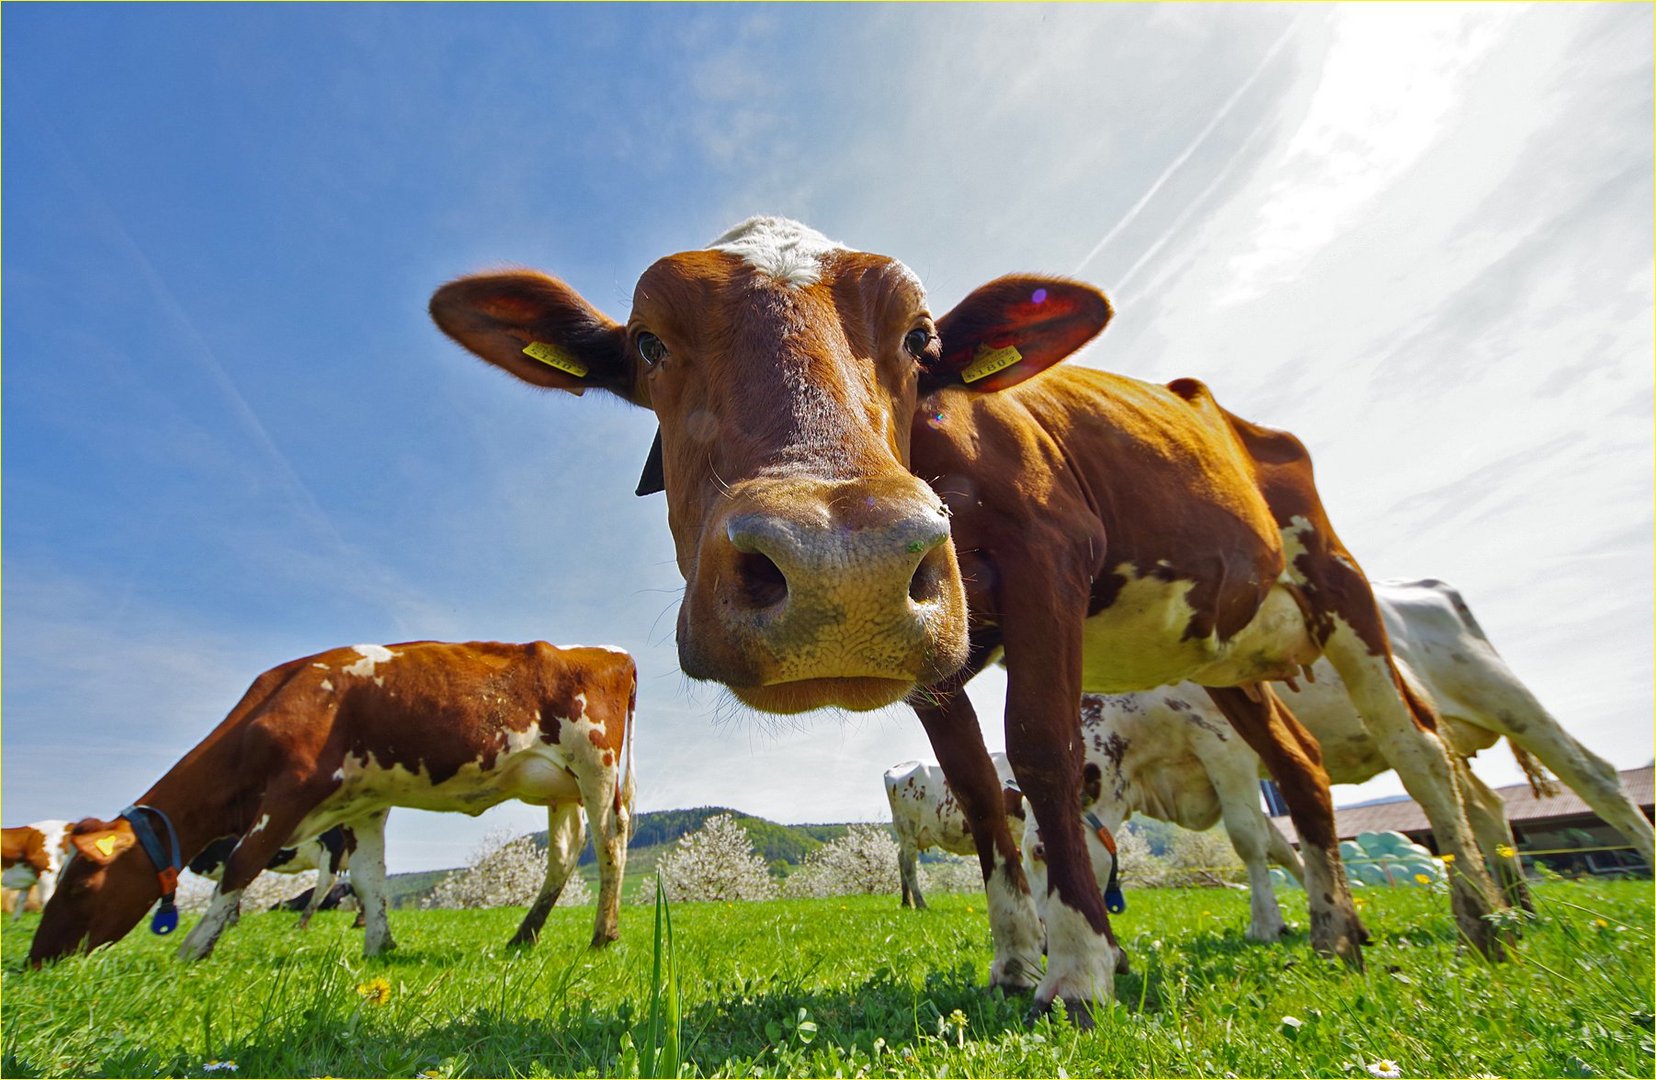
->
{"left": 1309, "top": 909, "right": 1366, "bottom": 971}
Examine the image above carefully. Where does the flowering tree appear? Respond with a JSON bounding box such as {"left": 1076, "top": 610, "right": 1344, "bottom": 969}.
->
{"left": 919, "top": 855, "right": 984, "bottom": 895}
{"left": 782, "top": 824, "right": 903, "bottom": 898}
{"left": 173, "top": 868, "right": 323, "bottom": 916}
{"left": 1114, "top": 824, "right": 1171, "bottom": 888}
{"left": 1161, "top": 827, "right": 1246, "bottom": 887}
{"left": 654, "top": 814, "right": 777, "bottom": 902}
{"left": 427, "top": 829, "right": 592, "bottom": 910}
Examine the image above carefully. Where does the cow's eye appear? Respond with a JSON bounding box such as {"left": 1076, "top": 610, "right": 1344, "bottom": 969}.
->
{"left": 637, "top": 332, "right": 668, "bottom": 367}
{"left": 903, "top": 328, "right": 932, "bottom": 358}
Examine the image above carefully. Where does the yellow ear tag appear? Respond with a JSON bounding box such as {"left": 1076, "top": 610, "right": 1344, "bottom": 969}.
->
{"left": 522, "top": 341, "right": 589, "bottom": 378}
{"left": 95, "top": 835, "right": 119, "bottom": 857}
{"left": 961, "top": 344, "right": 1022, "bottom": 384}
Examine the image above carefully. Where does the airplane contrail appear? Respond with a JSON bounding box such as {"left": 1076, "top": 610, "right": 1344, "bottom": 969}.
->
{"left": 1071, "top": 16, "right": 1304, "bottom": 281}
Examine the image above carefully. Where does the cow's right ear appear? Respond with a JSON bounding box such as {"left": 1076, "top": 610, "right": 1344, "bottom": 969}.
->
{"left": 429, "top": 272, "right": 647, "bottom": 407}
{"left": 69, "top": 819, "right": 136, "bottom": 865}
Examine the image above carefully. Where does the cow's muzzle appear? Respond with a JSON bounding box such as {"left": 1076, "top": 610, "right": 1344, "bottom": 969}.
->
{"left": 679, "top": 475, "right": 969, "bottom": 712}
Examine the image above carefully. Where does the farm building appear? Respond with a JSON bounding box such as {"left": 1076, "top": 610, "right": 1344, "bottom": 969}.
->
{"left": 1266, "top": 765, "right": 1654, "bottom": 877}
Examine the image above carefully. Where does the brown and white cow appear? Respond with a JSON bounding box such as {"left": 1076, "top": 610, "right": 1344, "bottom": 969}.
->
{"left": 431, "top": 217, "right": 1509, "bottom": 1018}
{"left": 30, "top": 641, "right": 636, "bottom": 965}
{"left": 3, "top": 821, "right": 71, "bottom": 918}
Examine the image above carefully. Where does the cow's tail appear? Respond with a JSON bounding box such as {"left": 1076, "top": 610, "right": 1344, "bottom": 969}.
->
{"left": 1510, "top": 742, "right": 1560, "bottom": 799}
{"left": 616, "top": 662, "right": 639, "bottom": 843}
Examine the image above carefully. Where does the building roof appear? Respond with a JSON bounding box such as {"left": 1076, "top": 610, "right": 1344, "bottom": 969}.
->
{"left": 1269, "top": 765, "right": 1653, "bottom": 846}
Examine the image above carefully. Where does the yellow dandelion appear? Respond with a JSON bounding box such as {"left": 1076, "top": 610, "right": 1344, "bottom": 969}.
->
{"left": 1495, "top": 843, "right": 1516, "bottom": 859}
{"left": 1593, "top": 917, "right": 1610, "bottom": 929}
{"left": 1414, "top": 874, "right": 1432, "bottom": 886}
{"left": 1353, "top": 895, "right": 1369, "bottom": 909}
{"left": 356, "top": 976, "right": 392, "bottom": 1006}
{"left": 1439, "top": 853, "right": 1455, "bottom": 865}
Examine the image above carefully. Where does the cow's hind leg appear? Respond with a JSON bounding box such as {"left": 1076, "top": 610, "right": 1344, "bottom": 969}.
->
{"left": 1454, "top": 760, "right": 1534, "bottom": 914}
{"left": 511, "top": 802, "right": 586, "bottom": 948}
{"left": 1468, "top": 694, "right": 1655, "bottom": 866}
{"left": 1207, "top": 686, "right": 1366, "bottom": 967}
{"left": 898, "top": 839, "right": 927, "bottom": 910}
{"left": 576, "top": 735, "right": 632, "bottom": 947}
{"left": 1323, "top": 633, "right": 1508, "bottom": 958}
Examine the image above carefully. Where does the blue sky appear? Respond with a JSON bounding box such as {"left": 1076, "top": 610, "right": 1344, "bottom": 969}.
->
{"left": 4, "top": 3, "right": 1651, "bottom": 873}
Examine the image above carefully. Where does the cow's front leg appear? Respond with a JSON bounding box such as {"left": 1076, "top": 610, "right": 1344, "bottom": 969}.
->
{"left": 1005, "top": 693, "right": 1121, "bottom": 1024}
{"left": 912, "top": 681, "right": 1042, "bottom": 993}
{"left": 1000, "top": 577, "right": 1122, "bottom": 1027}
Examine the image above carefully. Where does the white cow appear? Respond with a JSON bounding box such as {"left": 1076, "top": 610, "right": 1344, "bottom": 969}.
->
{"left": 883, "top": 752, "right": 1018, "bottom": 909}
{"left": 1024, "top": 579, "right": 1655, "bottom": 938}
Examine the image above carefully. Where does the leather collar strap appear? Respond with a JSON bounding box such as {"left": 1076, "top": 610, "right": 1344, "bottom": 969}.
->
{"left": 119, "top": 804, "right": 182, "bottom": 935}
{"left": 1083, "top": 811, "right": 1127, "bottom": 915}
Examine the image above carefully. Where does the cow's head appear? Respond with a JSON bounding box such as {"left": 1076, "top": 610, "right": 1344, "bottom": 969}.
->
{"left": 432, "top": 218, "right": 1110, "bottom": 713}
{"left": 28, "top": 818, "right": 158, "bottom": 964}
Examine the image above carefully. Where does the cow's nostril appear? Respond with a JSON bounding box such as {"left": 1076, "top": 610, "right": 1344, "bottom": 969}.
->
{"left": 735, "top": 551, "right": 789, "bottom": 610}
{"left": 908, "top": 543, "right": 949, "bottom": 604}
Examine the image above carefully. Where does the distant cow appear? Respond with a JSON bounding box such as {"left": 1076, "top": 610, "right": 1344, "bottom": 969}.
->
{"left": 30, "top": 641, "right": 636, "bottom": 965}
{"left": 884, "top": 753, "right": 1018, "bottom": 909}
{"left": 190, "top": 825, "right": 358, "bottom": 930}
{"left": 3, "top": 821, "right": 70, "bottom": 918}
{"left": 1023, "top": 579, "right": 1655, "bottom": 939}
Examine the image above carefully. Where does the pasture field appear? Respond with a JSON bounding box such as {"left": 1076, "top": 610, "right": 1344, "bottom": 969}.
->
{"left": 3, "top": 880, "right": 1650, "bottom": 1078}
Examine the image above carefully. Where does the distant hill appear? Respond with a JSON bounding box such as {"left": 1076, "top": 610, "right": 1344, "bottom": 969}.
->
{"left": 384, "top": 808, "right": 880, "bottom": 909}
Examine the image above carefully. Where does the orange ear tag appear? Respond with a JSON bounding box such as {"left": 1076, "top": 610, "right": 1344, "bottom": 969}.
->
{"left": 522, "top": 341, "right": 589, "bottom": 378}
{"left": 961, "top": 344, "right": 1022, "bottom": 383}
{"left": 95, "top": 835, "right": 119, "bottom": 858}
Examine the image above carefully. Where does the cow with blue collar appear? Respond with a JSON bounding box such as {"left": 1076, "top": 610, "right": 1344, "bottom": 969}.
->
{"left": 29, "top": 640, "right": 636, "bottom": 965}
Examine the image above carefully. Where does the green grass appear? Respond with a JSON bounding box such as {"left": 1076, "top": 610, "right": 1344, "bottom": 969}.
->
{"left": 4, "top": 880, "right": 1651, "bottom": 1077}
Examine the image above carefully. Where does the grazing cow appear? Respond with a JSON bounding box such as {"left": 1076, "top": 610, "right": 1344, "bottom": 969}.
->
{"left": 1025, "top": 579, "right": 1655, "bottom": 937}
{"left": 30, "top": 641, "right": 636, "bottom": 965}
{"left": 2, "top": 821, "right": 71, "bottom": 918}
{"left": 431, "top": 217, "right": 1509, "bottom": 1018}
{"left": 884, "top": 752, "right": 1018, "bottom": 908}
{"left": 189, "top": 825, "right": 358, "bottom": 930}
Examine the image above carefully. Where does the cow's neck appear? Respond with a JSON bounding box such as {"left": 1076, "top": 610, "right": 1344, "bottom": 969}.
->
{"left": 132, "top": 737, "right": 251, "bottom": 861}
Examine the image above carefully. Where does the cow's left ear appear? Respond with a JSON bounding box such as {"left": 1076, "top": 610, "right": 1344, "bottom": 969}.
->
{"left": 926, "top": 276, "right": 1111, "bottom": 393}
{"left": 70, "top": 819, "right": 136, "bottom": 865}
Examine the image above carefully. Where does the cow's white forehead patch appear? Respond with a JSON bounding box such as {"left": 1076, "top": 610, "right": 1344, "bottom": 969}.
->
{"left": 708, "top": 217, "right": 846, "bottom": 288}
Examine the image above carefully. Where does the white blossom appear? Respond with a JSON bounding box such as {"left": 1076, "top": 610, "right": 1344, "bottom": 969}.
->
{"left": 782, "top": 825, "right": 901, "bottom": 898}
{"left": 426, "top": 829, "right": 591, "bottom": 910}
{"left": 654, "top": 814, "right": 777, "bottom": 902}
